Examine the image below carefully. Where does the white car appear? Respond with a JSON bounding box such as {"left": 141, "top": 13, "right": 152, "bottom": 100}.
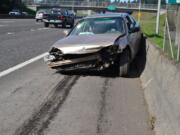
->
{"left": 9, "top": 10, "right": 21, "bottom": 16}
{"left": 35, "top": 10, "right": 46, "bottom": 22}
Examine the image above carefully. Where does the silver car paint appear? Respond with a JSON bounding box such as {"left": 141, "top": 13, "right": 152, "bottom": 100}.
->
{"left": 52, "top": 34, "right": 123, "bottom": 54}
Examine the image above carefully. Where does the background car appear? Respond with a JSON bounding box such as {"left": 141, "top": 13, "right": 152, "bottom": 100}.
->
{"left": 43, "top": 8, "right": 75, "bottom": 28}
{"left": 35, "top": 9, "right": 46, "bottom": 22}
{"left": 9, "top": 9, "right": 21, "bottom": 16}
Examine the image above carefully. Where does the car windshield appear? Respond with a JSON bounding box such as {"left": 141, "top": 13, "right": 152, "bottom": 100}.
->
{"left": 70, "top": 17, "right": 125, "bottom": 36}
{"left": 50, "top": 9, "right": 63, "bottom": 15}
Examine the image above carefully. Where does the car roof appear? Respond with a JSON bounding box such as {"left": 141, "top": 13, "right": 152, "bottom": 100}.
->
{"left": 85, "top": 12, "right": 129, "bottom": 19}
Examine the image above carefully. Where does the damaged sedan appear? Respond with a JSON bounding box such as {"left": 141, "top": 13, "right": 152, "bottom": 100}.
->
{"left": 44, "top": 13, "right": 142, "bottom": 76}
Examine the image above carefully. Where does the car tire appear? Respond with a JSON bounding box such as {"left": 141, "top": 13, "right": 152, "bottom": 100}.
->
{"left": 44, "top": 23, "right": 49, "bottom": 27}
{"left": 62, "top": 22, "right": 66, "bottom": 28}
{"left": 36, "top": 19, "right": 38, "bottom": 22}
{"left": 119, "top": 48, "right": 131, "bottom": 77}
{"left": 70, "top": 22, "right": 74, "bottom": 28}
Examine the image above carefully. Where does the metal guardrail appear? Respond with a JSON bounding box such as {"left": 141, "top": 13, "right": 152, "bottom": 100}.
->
{"left": 24, "top": 1, "right": 167, "bottom": 10}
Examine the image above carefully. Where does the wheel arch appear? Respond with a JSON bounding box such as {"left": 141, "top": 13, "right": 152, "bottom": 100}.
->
{"left": 124, "top": 45, "right": 133, "bottom": 61}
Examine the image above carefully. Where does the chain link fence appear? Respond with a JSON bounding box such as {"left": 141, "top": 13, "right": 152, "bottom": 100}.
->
{"left": 163, "top": 5, "right": 180, "bottom": 62}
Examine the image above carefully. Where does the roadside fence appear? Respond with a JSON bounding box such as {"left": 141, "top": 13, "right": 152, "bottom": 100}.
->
{"left": 163, "top": 5, "right": 180, "bottom": 62}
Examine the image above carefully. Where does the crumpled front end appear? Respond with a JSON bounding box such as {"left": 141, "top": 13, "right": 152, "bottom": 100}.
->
{"left": 44, "top": 45, "right": 121, "bottom": 71}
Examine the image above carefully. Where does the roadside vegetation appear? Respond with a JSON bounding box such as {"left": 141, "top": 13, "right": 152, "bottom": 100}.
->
{"left": 133, "top": 12, "right": 165, "bottom": 48}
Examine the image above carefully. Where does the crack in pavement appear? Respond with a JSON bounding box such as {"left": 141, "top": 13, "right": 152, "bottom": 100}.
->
{"left": 14, "top": 75, "right": 80, "bottom": 135}
{"left": 97, "top": 78, "right": 110, "bottom": 135}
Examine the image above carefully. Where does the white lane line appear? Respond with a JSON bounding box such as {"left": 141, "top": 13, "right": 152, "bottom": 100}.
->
{"left": 30, "top": 29, "right": 35, "bottom": 31}
{"left": 0, "top": 52, "right": 48, "bottom": 78}
{"left": 7, "top": 32, "right": 14, "bottom": 35}
{"left": 37, "top": 27, "right": 50, "bottom": 30}
{"left": 0, "top": 20, "right": 15, "bottom": 23}
{"left": 30, "top": 28, "right": 49, "bottom": 32}
{"left": 0, "top": 25, "right": 7, "bottom": 27}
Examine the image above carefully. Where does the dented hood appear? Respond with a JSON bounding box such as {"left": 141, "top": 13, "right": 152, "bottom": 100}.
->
{"left": 52, "top": 34, "right": 121, "bottom": 54}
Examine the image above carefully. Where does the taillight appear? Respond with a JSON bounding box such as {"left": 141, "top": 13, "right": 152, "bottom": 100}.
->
{"left": 59, "top": 16, "right": 65, "bottom": 20}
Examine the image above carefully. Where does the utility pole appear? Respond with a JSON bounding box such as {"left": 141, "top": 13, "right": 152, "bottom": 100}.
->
{"left": 138, "top": 0, "right": 141, "bottom": 23}
{"left": 175, "top": 6, "right": 180, "bottom": 46}
{"left": 72, "top": 0, "right": 74, "bottom": 12}
{"left": 156, "top": 0, "right": 161, "bottom": 34}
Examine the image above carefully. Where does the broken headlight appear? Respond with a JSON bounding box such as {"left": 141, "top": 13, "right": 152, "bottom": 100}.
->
{"left": 49, "top": 47, "right": 63, "bottom": 57}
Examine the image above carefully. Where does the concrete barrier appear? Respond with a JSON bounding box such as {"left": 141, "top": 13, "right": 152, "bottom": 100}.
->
{"left": 141, "top": 41, "right": 180, "bottom": 135}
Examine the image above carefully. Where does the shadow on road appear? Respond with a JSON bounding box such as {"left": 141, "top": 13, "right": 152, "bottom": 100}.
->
{"left": 58, "top": 68, "right": 119, "bottom": 78}
{"left": 59, "top": 36, "right": 147, "bottom": 78}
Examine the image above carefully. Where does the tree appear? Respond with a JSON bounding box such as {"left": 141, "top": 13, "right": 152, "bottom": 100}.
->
{"left": 0, "top": 0, "right": 22, "bottom": 13}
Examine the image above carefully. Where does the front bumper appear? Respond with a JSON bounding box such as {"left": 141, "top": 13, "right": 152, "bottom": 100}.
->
{"left": 44, "top": 52, "right": 117, "bottom": 71}
{"left": 43, "top": 19, "right": 63, "bottom": 24}
{"left": 44, "top": 54, "right": 99, "bottom": 68}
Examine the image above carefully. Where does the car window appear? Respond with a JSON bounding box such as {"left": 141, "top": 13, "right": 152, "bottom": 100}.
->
{"left": 126, "top": 16, "right": 133, "bottom": 30}
{"left": 70, "top": 17, "right": 125, "bottom": 36}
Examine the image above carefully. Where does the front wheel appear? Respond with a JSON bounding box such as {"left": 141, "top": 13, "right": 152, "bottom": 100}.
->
{"left": 119, "top": 48, "right": 131, "bottom": 77}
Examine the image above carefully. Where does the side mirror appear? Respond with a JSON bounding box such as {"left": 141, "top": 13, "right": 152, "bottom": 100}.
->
{"left": 129, "top": 25, "right": 140, "bottom": 33}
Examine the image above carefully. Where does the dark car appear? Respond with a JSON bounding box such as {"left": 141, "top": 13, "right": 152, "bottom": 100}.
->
{"left": 43, "top": 8, "right": 75, "bottom": 28}
{"left": 44, "top": 13, "right": 142, "bottom": 76}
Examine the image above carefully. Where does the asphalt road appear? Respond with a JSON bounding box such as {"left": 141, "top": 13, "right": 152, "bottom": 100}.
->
{"left": 0, "top": 19, "right": 66, "bottom": 72}
{"left": 0, "top": 19, "right": 152, "bottom": 135}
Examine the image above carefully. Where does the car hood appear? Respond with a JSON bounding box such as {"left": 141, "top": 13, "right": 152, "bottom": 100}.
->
{"left": 52, "top": 34, "right": 121, "bottom": 54}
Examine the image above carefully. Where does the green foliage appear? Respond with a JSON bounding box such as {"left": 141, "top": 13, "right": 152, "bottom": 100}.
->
{"left": 133, "top": 12, "right": 165, "bottom": 48}
{"left": 21, "top": 4, "right": 36, "bottom": 15}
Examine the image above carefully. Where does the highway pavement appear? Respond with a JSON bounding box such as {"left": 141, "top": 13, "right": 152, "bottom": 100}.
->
{"left": 0, "top": 19, "right": 152, "bottom": 135}
{"left": 0, "top": 19, "right": 65, "bottom": 72}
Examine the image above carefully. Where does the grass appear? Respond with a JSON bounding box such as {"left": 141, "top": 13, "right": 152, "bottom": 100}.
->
{"left": 133, "top": 12, "right": 166, "bottom": 48}
{"left": 22, "top": 5, "right": 36, "bottom": 15}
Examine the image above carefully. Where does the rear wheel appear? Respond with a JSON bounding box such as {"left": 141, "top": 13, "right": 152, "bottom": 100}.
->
{"left": 44, "top": 22, "right": 49, "bottom": 27}
{"left": 54, "top": 24, "right": 58, "bottom": 28}
{"left": 36, "top": 19, "right": 39, "bottom": 22}
{"left": 119, "top": 48, "right": 131, "bottom": 77}
{"left": 62, "top": 22, "right": 66, "bottom": 28}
